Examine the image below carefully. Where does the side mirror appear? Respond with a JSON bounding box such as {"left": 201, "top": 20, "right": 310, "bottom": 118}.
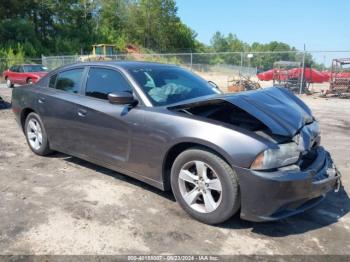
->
{"left": 108, "top": 91, "right": 137, "bottom": 105}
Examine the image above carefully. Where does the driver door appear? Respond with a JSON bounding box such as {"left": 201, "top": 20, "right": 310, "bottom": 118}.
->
{"left": 71, "top": 66, "right": 144, "bottom": 170}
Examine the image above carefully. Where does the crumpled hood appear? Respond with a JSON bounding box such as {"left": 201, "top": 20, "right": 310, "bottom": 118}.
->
{"left": 171, "top": 87, "right": 314, "bottom": 137}
{"left": 221, "top": 87, "right": 313, "bottom": 137}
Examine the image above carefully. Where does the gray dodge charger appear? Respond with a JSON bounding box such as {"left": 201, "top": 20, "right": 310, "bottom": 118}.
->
{"left": 11, "top": 61, "right": 342, "bottom": 224}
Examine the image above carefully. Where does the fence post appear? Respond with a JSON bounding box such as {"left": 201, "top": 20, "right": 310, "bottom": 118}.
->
{"left": 240, "top": 52, "right": 243, "bottom": 69}
{"left": 299, "top": 45, "right": 306, "bottom": 94}
{"left": 190, "top": 52, "right": 193, "bottom": 71}
{"left": 240, "top": 52, "right": 244, "bottom": 84}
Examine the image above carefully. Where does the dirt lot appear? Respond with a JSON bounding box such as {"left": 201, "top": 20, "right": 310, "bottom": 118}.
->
{"left": 0, "top": 85, "right": 349, "bottom": 255}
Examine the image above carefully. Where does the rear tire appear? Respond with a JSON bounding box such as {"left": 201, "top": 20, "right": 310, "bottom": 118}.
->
{"left": 171, "top": 148, "right": 240, "bottom": 225}
{"left": 24, "top": 112, "right": 53, "bottom": 156}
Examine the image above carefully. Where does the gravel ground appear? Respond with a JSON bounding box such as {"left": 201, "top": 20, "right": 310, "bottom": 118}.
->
{"left": 0, "top": 85, "right": 349, "bottom": 255}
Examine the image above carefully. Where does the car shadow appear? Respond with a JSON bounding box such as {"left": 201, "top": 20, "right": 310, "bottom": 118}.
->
{"left": 53, "top": 152, "right": 176, "bottom": 202}
{"left": 51, "top": 152, "right": 349, "bottom": 236}
{"left": 219, "top": 186, "right": 350, "bottom": 237}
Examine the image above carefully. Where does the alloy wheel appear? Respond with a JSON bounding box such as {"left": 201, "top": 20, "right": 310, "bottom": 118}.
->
{"left": 178, "top": 160, "right": 223, "bottom": 213}
{"left": 26, "top": 118, "right": 43, "bottom": 150}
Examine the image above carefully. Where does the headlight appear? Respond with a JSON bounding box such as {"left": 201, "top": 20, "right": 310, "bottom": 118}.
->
{"left": 251, "top": 142, "right": 300, "bottom": 170}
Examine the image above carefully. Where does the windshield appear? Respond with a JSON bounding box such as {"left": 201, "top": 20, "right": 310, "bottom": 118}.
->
{"left": 128, "top": 66, "right": 221, "bottom": 106}
{"left": 23, "top": 65, "right": 48, "bottom": 72}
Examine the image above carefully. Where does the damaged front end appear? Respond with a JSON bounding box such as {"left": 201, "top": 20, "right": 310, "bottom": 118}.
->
{"left": 169, "top": 87, "right": 342, "bottom": 221}
{"left": 169, "top": 87, "right": 330, "bottom": 172}
{"left": 251, "top": 121, "right": 322, "bottom": 172}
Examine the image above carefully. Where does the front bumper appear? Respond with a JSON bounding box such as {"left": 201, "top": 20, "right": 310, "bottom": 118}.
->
{"left": 235, "top": 147, "right": 341, "bottom": 222}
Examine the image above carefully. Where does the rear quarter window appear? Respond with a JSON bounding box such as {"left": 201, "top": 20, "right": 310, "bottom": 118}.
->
{"left": 10, "top": 66, "right": 18, "bottom": 72}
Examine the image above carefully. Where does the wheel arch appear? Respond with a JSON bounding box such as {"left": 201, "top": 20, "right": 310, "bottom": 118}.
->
{"left": 162, "top": 141, "right": 235, "bottom": 191}
{"left": 20, "top": 108, "right": 36, "bottom": 132}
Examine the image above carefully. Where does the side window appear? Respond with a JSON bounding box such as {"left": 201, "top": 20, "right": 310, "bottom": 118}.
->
{"left": 55, "top": 69, "right": 84, "bottom": 94}
{"left": 48, "top": 74, "right": 57, "bottom": 88}
{"left": 10, "top": 66, "right": 18, "bottom": 72}
{"left": 85, "top": 68, "right": 132, "bottom": 100}
{"left": 18, "top": 66, "right": 24, "bottom": 73}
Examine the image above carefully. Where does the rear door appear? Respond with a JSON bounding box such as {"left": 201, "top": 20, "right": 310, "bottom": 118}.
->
{"left": 36, "top": 67, "right": 87, "bottom": 155}
{"left": 71, "top": 66, "right": 144, "bottom": 170}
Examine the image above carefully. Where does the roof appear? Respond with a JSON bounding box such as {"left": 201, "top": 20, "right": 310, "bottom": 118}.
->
{"left": 48, "top": 61, "right": 180, "bottom": 75}
{"left": 74, "top": 61, "right": 180, "bottom": 69}
{"left": 110, "top": 61, "right": 179, "bottom": 69}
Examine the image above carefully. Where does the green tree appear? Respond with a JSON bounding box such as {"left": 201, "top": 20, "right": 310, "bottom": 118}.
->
{"left": 0, "top": 0, "right": 320, "bottom": 71}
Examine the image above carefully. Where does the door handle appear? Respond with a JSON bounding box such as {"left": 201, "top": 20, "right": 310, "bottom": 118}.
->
{"left": 77, "top": 109, "right": 87, "bottom": 117}
{"left": 38, "top": 98, "right": 46, "bottom": 104}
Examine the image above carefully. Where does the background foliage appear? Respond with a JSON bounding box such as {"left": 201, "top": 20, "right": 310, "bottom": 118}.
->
{"left": 0, "top": 0, "right": 320, "bottom": 69}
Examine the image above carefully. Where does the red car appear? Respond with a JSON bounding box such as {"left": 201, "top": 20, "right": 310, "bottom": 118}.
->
{"left": 3, "top": 64, "right": 48, "bottom": 88}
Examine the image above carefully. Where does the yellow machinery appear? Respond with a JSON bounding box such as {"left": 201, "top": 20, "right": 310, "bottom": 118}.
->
{"left": 79, "top": 44, "right": 116, "bottom": 62}
{"left": 92, "top": 44, "right": 116, "bottom": 56}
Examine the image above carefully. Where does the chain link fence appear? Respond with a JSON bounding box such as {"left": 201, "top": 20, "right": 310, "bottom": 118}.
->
{"left": 1, "top": 51, "right": 350, "bottom": 93}
{"left": 41, "top": 55, "right": 79, "bottom": 71}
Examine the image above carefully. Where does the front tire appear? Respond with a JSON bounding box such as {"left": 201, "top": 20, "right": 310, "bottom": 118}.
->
{"left": 24, "top": 112, "right": 53, "bottom": 156}
{"left": 27, "top": 78, "right": 33, "bottom": 85}
{"left": 171, "top": 148, "right": 240, "bottom": 225}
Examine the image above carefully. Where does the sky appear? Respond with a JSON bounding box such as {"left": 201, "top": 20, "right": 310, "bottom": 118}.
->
{"left": 176, "top": 0, "right": 349, "bottom": 52}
